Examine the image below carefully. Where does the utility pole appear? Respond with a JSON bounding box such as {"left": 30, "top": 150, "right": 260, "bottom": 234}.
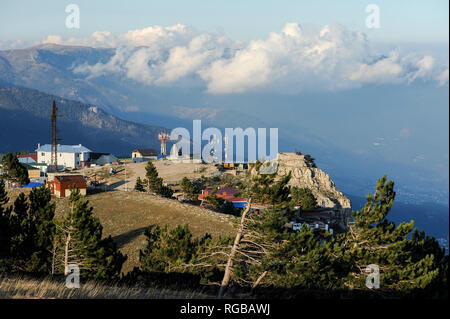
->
{"left": 49, "top": 100, "right": 65, "bottom": 173}
{"left": 50, "top": 101, "right": 58, "bottom": 173}
{"left": 124, "top": 165, "right": 127, "bottom": 192}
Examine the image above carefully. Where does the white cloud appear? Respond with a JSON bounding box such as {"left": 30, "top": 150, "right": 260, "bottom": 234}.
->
{"left": 0, "top": 39, "right": 26, "bottom": 50}
{"left": 43, "top": 23, "right": 449, "bottom": 93}
{"left": 42, "top": 35, "right": 63, "bottom": 44}
{"left": 436, "top": 68, "right": 449, "bottom": 86}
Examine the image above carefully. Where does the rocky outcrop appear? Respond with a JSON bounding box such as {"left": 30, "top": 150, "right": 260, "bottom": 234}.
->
{"left": 253, "top": 152, "right": 351, "bottom": 212}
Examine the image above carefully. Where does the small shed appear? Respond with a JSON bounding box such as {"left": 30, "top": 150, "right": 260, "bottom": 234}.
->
{"left": 22, "top": 163, "right": 41, "bottom": 179}
{"left": 50, "top": 175, "right": 87, "bottom": 198}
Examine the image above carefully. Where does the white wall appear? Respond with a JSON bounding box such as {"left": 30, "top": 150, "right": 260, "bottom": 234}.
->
{"left": 37, "top": 151, "right": 90, "bottom": 168}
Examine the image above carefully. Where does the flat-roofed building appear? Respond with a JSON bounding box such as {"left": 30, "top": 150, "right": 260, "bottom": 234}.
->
{"left": 36, "top": 144, "right": 92, "bottom": 169}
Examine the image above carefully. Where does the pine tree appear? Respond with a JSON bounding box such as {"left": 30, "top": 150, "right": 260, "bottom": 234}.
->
{"left": 54, "top": 186, "right": 126, "bottom": 280}
{"left": 180, "top": 177, "right": 200, "bottom": 202}
{"left": 134, "top": 177, "right": 145, "bottom": 192}
{"left": 144, "top": 161, "right": 173, "bottom": 198}
{"left": 10, "top": 192, "right": 31, "bottom": 271}
{"left": 205, "top": 187, "right": 225, "bottom": 211}
{"left": 1, "top": 153, "right": 30, "bottom": 186}
{"left": 145, "top": 161, "right": 161, "bottom": 192}
{"left": 333, "top": 175, "right": 445, "bottom": 292}
{"left": 259, "top": 223, "right": 339, "bottom": 289}
{"left": 303, "top": 154, "right": 317, "bottom": 168}
{"left": 239, "top": 163, "right": 292, "bottom": 210}
{"left": 139, "top": 224, "right": 211, "bottom": 273}
{"left": 290, "top": 187, "right": 318, "bottom": 211}
{"left": 0, "top": 180, "right": 13, "bottom": 272}
{"left": 1, "top": 184, "right": 56, "bottom": 274}
{"left": 25, "top": 186, "right": 56, "bottom": 273}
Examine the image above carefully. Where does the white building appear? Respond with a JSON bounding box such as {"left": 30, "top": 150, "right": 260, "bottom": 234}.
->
{"left": 131, "top": 149, "right": 158, "bottom": 163}
{"left": 36, "top": 144, "right": 92, "bottom": 169}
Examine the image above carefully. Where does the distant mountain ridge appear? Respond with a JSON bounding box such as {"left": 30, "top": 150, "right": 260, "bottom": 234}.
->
{"left": 0, "top": 85, "right": 167, "bottom": 155}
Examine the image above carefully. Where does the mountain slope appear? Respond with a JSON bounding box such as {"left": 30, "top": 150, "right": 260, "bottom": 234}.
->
{"left": 0, "top": 44, "right": 117, "bottom": 110}
{"left": 0, "top": 85, "right": 166, "bottom": 155}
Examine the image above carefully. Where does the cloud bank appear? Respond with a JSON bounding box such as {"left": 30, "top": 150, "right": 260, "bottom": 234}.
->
{"left": 36, "top": 23, "right": 450, "bottom": 93}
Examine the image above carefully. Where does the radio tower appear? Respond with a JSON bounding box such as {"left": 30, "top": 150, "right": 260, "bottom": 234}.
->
{"left": 50, "top": 100, "right": 58, "bottom": 172}
{"left": 224, "top": 135, "right": 229, "bottom": 163}
{"left": 158, "top": 132, "right": 169, "bottom": 155}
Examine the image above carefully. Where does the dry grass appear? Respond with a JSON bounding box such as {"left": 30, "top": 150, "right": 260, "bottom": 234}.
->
{"left": 0, "top": 276, "right": 211, "bottom": 299}
{"left": 54, "top": 191, "right": 236, "bottom": 274}
{"left": 5, "top": 187, "right": 236, "bottom": 275}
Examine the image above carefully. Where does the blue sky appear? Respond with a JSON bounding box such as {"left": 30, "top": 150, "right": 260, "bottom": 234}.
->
{"left": 0, "top": 0, "right": 448, "bottom": 44}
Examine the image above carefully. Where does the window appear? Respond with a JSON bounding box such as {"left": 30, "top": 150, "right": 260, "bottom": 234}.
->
{"left": 41, "top": 153, "right": 45, "bottom": 156}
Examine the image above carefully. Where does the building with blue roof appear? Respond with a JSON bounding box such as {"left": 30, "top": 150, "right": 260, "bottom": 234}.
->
{"left": 36, "top": 144, "right": 92, "bottom": 169}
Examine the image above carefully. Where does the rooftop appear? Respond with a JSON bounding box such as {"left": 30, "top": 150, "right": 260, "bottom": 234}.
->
{"left": 54, "top": 175, "right": 87, "bottom": 184}
{"left": 133, "top": 149, "right": 158, "bottom": 156}
{"left": 18, "top": 154, "right": 38, "bottom": 161}
{"left": 36, "top": 144, "right": 92, "bottom": 153}
{"left": 199, "top": 188, "right": 247, "bottom": 203}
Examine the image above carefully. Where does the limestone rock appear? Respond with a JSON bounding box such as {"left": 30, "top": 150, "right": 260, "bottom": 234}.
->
{"left": 253, "top": 153, "right": 351, "bottom": 211}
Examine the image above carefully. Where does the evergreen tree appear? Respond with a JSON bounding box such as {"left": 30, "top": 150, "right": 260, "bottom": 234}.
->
{"left": 290, "top": 187, "right": 318, "bottom": 211}
{"left": 139, "top": 224, "right": 211, "bottom": 273}
{"left": 25, "top": 186, "right": 55, "bottom": 273}
{"left": 144, "top": 161, "right": 173, "bottom": 198}
{"left": 145, "top": 161, "right": 161, "bottom": 192}
{"left": 205, "top": 187, "right": 225, "bottom": 211}
{"left": 1, "top": 184, "right": 56, "bottom": 274}
{"left": 258, "top": 223, "right": 339, "bottom": 289}
{"left": 134, "top": 177, "right": 145, "bottom": 192}
{"left": 180, "top": 177, "right": 200, "bottom": 202}
{"left": 0, "top": 153, "right": 30, "bottom": 186}
{"left": 333, "top": 175, "right": 445, "bottom": 292}
{"left": 0, "top": 180, "right": 13, "bottom": 272}
{"left": 238, "top": 163, "right": 292, "bottom": 210}
{"left": 54, "top": 186, "right": 126, "bottom": 280}
{"left": 10, "top": 192, "right": 32, "bottom": 271}
{"left": 303, "top": 154, "right": 317, "bottom": 168}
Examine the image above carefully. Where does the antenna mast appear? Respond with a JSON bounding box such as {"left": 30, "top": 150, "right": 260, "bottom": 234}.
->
{"left": 50, "top": 100, "right": 58, "bottom": 172}
{"left": 158, "top": 132, "right": 169, "bottom": 155}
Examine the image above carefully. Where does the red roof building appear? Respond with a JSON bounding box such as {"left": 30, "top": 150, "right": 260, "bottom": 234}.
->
{"left": 198, "top": 188, "right": 248, "bottom": 208}
{"left": 17, "top": 153, "right": 38, "bottom": 163}
{"left": 48, "top": 175, "right": 87, "bottom": 198}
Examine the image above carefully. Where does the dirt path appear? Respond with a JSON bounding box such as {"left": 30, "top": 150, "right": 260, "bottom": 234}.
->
{"left": 118, "top": 160, "right": 219, "bottom": 190}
